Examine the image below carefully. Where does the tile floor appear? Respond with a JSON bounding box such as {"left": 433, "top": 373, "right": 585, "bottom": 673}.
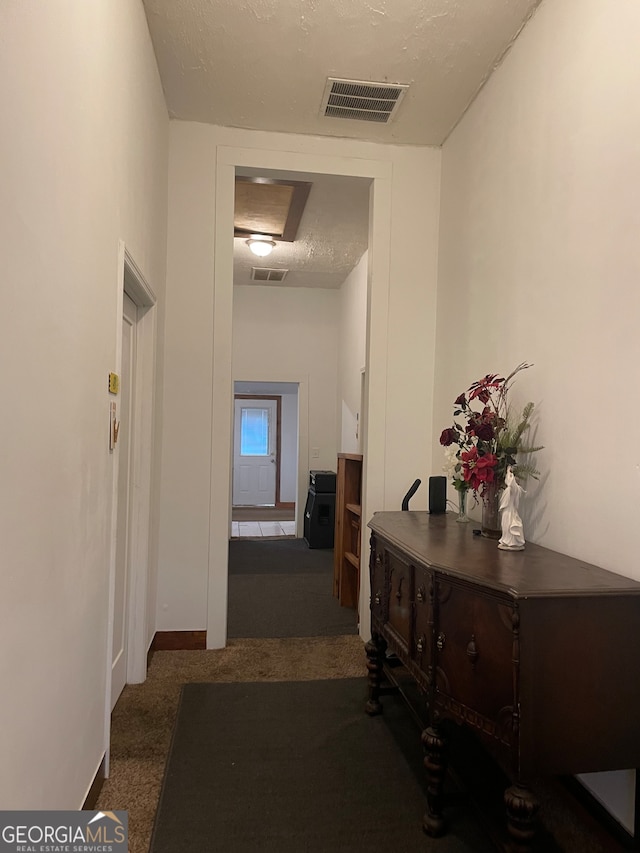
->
{"left": 231, "top": 520, "right": 297, "bottom": 539}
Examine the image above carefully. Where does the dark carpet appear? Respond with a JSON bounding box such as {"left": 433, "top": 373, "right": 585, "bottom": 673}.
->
{"left": 229, "top": 538, "right": 334, "bottom": 574}
{"left": 149, "top": 678, "right": 495, "bottom": 853}
{"left": 227, "top": 539, "right": 358, "bottom": 638}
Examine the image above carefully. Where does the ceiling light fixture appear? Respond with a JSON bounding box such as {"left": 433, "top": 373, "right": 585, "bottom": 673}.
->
{"left": 246, "top": 235, "right": 276, "bottom": 257}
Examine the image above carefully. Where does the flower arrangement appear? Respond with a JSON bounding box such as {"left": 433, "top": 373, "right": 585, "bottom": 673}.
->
{"left": 440, "top": 363, "right": 542, "bottom": 503}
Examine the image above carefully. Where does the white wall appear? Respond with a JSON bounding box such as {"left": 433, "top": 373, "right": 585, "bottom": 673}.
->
{"left": 0, "top": 0, "right": 168, "bottom": 808}
{"left": 155, "top": 128, "right": 216, "bottom": 633}
{"left": 233, "top": 285, "right": 340, "bottom": 472}
{"left": 338, "top": 252, "right": 368, "bottom": 453}
{"left": 434, "top": 0, "right": 640, "bottom": 831}
{"left": 157, "top": 123, "right": 441, "bottom": 642}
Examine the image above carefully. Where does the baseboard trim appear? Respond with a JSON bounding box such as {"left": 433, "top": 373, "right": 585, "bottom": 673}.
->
{"left": 82, "top": 755, "right": 105, "bottom": 810}
{"left": 277, "top": 501, "right": 295, "bottom": 510}
{"left": 151, "top": 630, "right": 207, "bottom": 651}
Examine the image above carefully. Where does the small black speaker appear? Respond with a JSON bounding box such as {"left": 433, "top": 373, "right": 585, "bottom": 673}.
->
{"left": 428, "top": 476, "right": 447, "bottom": 514}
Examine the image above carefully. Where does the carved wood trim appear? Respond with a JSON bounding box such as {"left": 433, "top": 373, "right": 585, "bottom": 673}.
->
{"left": 435, "top": 693, "right": 514, "bottom": 746}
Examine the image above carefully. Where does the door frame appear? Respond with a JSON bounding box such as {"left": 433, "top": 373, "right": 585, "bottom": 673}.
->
{"left": 234, "top": 375, "right": 305, "bottom": 537}
{"left": 207, "top": 146, "right": 392, "bottom": 649}
{"left": 104, "top": 242, "right": 157, "bottom": 770}
{"left": 233, "top": 394, "right": 282, "bottom": 506}
{"left": 111, "top": 291, "right": 137, "bottom": 710}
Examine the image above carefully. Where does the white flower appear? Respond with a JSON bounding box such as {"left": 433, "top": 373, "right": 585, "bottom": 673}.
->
{"left": 442, "top": 446, "right": 460, "bottom": 479}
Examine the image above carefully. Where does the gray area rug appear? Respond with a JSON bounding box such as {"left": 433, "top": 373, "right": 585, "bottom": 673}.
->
{"left": 227, "top": 538, "right": 358, "bottom": 638}
{"left": 149, "top": 679, "right": 495, "bottom": 853}
{"left": 95, "top": 638, "right": 366, "bottom": 853}
{"left": 229, "top": 537, "right": 335, "bottom": 574}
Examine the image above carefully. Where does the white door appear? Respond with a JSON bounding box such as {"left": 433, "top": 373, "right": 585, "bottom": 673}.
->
{"left": 233, "top": 398, "right": 277, "bottom": 505}
{"left": 111, "top": 293, "right": 136, "bottom": 709}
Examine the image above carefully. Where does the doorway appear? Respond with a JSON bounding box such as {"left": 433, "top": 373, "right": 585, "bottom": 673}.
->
{"left": 233, "top": 396, "right": 279, "bottom": 506}
{"left": 207, "top": 147, "right": 392, "bottom": 649}
{"left": 107, "top": 245, "right": 157, "bottom": 722}
{"left": 105, "top": 245, "right": 158, "bottom": 773}
{"left": 231, "top": 381, "right": 299, "bottom": 539}
{"left": 111, "top": 292, "right": 137, "bottom": 709}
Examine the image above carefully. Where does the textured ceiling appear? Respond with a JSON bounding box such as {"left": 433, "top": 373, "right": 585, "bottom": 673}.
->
{"left": 142, "top": 0, "right": 543, "bottom": 287}
{"left": 143, "top": 0, "right": 542, "bottom": 146}
{"left": 234, "top": 169, "right": 370, "bottom": 289}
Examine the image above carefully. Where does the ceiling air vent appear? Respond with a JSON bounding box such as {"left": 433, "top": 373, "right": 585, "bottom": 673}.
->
{"left": 320, "top": 77, "right": 409, "bottom": 124}
{"left": 251, "top": 267, "right": 288, "bottom": 283}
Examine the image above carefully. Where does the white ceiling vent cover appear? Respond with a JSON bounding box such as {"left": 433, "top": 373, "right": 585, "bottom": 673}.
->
{"left": 251, "top": 267, "right": 288, "bottom": 282}
{"left": 320, "top": 77, "right": 409, "bottom": 124}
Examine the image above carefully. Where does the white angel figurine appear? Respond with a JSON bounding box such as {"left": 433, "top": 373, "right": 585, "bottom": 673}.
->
{"left": 498, "top": 466, "right": 525, "bottom": 551}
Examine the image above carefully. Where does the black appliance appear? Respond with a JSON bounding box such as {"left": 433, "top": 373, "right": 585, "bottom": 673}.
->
{"left": 304, "top": 470, "right": 336, "bottom": 549}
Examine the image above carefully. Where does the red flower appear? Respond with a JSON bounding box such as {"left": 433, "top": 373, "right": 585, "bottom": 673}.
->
{"left": 468, "top": 374, "right": 504, "bottom": 404}
{"left": 474, "top": 422, "right": 495, "bottom": 442}
{"left": 461, "top": 448, "right": 498, "bottom": 491}
{"left": 439, "top": 427, "right": 458, "bottom": 447}
{"left": 442, "top": 363, "right": 537, "bottom": 495}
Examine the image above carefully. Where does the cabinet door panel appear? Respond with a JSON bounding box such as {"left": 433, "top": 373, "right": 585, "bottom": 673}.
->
{"left": 388, "top": 552, "right": 412, "bottom": 646}
{"left": 370, "top": 539, "right": 385, "bottom": 622}
{"left": 436, "top": 580, "right": 514, "bottom": 726}
{"left": 413, "top": 565, "right": 432, "bottom": 674}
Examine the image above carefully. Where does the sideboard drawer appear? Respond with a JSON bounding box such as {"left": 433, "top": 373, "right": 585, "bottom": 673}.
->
{"left": 435, "top": 580, "right": 515, "bottom": 742}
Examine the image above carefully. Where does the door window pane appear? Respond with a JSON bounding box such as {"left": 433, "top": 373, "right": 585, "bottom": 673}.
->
{"left": 240, "top": 408, "right": 270, "bottom": 456}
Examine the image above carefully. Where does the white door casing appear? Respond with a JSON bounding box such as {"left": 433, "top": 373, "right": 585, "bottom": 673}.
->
{"left": 111, "top": 292, "right": 137, "bottom": 709}
{"left": 359, "top": 368, "right": 366, "bottom": 454}
{"left": 233, "top": 398, "right": 277, "bottom": 505}
{"left": 105, "top": 243, "right": 157, "bottom": 773}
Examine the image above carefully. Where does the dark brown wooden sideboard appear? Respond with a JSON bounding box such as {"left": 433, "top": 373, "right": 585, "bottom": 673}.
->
{"left": 365, "top": 510, "right": 640, "bottom": 852}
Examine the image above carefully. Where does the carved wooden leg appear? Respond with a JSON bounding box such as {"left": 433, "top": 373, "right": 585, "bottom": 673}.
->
{"left": 422, "top": 723, "right": 448, "bottom": 837}
{"left": 504, "top": 783, "right": 539, "bottom": 853}
{"left": 364, "top": 632, "right": 386, "bottom": 715}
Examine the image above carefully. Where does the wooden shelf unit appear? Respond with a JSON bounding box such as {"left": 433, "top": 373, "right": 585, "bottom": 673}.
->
{"left": 333, "top": 453, "right": 363, "bottom": 610}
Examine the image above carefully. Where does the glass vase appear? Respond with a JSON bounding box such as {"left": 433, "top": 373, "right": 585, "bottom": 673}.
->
{"left": 456, "top": 489, "right": 470, "bottom": 523}
{"left": 481, "top": 480, "right": 502, "bottom": 539}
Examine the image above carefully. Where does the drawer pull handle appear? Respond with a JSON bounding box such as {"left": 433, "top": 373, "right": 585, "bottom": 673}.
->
{"left": 466, "top": 634, "right": 479, "bottom": 667}
{"left": 373, "top": 590, "right": 382, "bottom": 606}
{"left": 416, "top": 585, "right": 425, "bottom": 603}
{"left": 416, "top": 635, "right": 425, "bottom": 653}
{"left": 375, "top": 553, "right": 383, "bottom": 566}
{"left": 436, "top": 631, "right": 446, "bottom": 651}
{"left": 395, "top": 577, "right": 404, "bottom": 602}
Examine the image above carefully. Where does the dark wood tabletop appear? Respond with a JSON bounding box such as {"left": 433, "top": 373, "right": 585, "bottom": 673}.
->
{"left": 368, "top": 511, "right": 640, "bottom": 598}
